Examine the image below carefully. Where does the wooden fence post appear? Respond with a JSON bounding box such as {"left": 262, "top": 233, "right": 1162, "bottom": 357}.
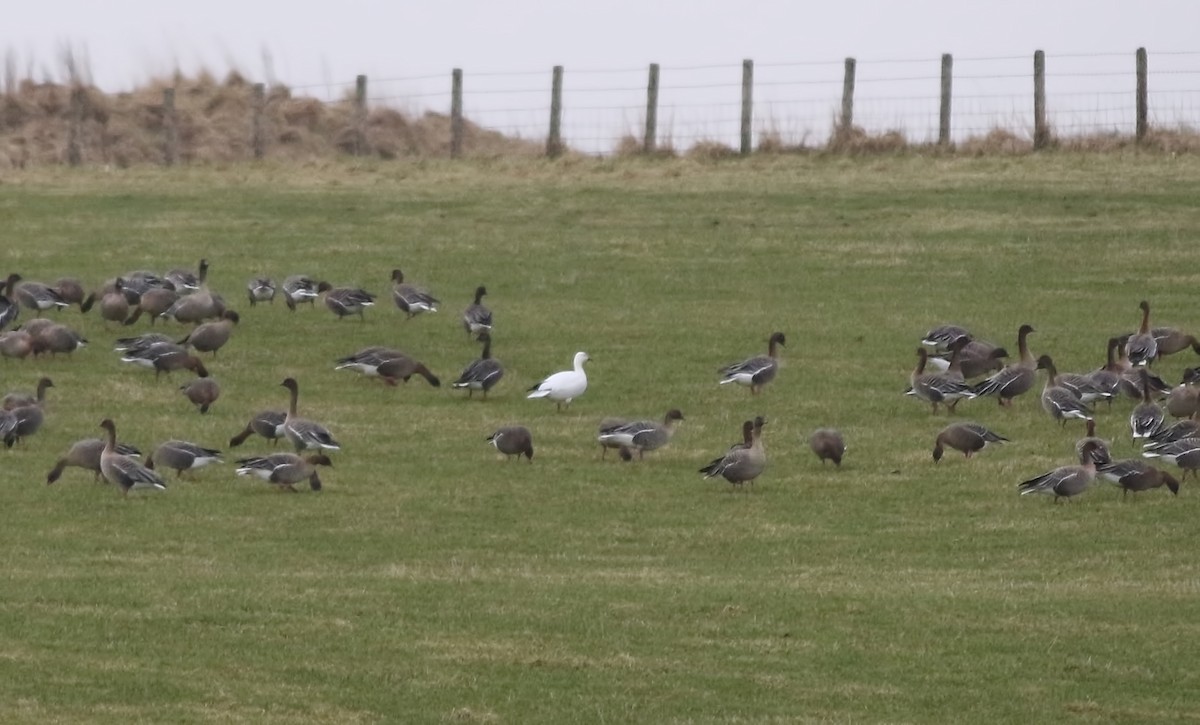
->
{"left": 450, "top": 68, "right": 463, "bottom": 159}
{"left": 1033, "top": 50, "right": 1048, "bottom": 149}
{"left": 547, "top": 65, "right": 564, "bottom": 158}
{"left": 740, "top": 59, "right": 753, "bottom": 155}
{"left": 1136, "top": 47, "right": 1148, "bottom": 142}
{"left": 938, "top": 54, "right": 953, "bottom": 146}
{"left": 67, "top": 86, "right": 84, "bottom": 166}
{"left": 839, "top": 58, "right": 856, "bottom": 134}
{"left": 354, "top": 74, "right": 368, "bottom": 156}
{"left": 163, "top": 87, "right": 178, "bottom": 166}
{"left": 251, "top": 83, "right": 266, "bottom": 160}
{"left": 644, "top": 63, "right": 659, "bottom": 154}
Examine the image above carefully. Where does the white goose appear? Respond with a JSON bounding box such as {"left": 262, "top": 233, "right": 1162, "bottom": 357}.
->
{"left": 527, "top": 351, "right": 589, "bottom": 411}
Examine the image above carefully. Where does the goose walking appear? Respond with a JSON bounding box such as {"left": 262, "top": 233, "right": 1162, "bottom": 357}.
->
{"left": 390, "top": 269, "right": 439, "bottom": 319}
{"left": 932, "top": 422, "right": 1007, "bottom": 462}
{"left": 527, "top": 352, "right": 589, "bottom": 411}
{"left": 973, "top": 324, "right": 1037, "bottom": 406}
{"left": 180, "top": 377, "right": 221, "bottom": 414}
{"left": 719, "top": 332, "right": 785, "bottom": 394}
{"left": 1017, "top": 441, "right": 1102, "bottom": 502}
{"left": 236, "top": 453, "right": 331, "bottom": 491}
{"left": 486, "top": 425, "right": 534, "bottom": 462}
{"left": 597, "top": 409, "right": 685, "bottom": 461}
{"left": 451, "top": 332, "right": 503, "bottom": 399}
{"left": 907, "top": 348, "right": 977, "bottom": 413}
{"left": 320, "top": 283, "right": 375, "bottom": 321}
{"left": 700, "top": 416, "right": 767, "bottom": 489}
{"left": 280, "top": 378, "right": 341, "bottom": 453}
{"left": 98, "top": 418, "right": 167, "bottom": 495}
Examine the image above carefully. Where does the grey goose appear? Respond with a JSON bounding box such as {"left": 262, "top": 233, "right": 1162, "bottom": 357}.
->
{"left": 280, "top": 378, "right": 341, "bottom": 453}
{"left": 247, "top": 277, "right": 276, "bottom": 306}
{"left": 1017, "top": 441, "right": 1102, "bottom": 501}
{"left": 236, "top": 453, "right": 332, "bottom": 492}
{"left": 1124, "top": 300, "right": 1157, "bottom": 366}
{"left": 451, "top": 332, "right": 503, "bottom": 398}
{"left": 719, "top": 332, "right": 785, "bottom": 394}
{"left": 932, "top": 422, "right": 1007, "bottom": 463}
{"left": 319, "top": 282, "right": 375, "bottom": 321}
{"left": 597, "top": 409, "right": 685, "bottom": 461}
{"left": 487, "top": 425, "right": 534, "bottom": 462}
{"left": 98, "top": 418, "right": 167, "bottom": 495}
{"left": 46, "top": 437, "right": 142, "bottom": 484}
{"left": 146, "top": 440, "right": 223, "bottom": 477}
{"left": 390, "top": 269, "right": 440, "bottom": 319}
{"left": 1037, "top": 355, "right": 1093, "bottom": 426}
{"left": 229, "top": 410, "right": 287, "bottom": 448}
{"left": 462, "top": 285, "right": 492, "bottom": 337}
{"left": 700, "top": 416, "right": 767, "bottom": 488}
{"left": 973, "top": 324, "right": 1037, "bottom": 406}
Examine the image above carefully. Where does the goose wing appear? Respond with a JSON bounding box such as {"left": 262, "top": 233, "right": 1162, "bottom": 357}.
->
{"left": 453, "top": 358, "right": 504, "bottom": 388}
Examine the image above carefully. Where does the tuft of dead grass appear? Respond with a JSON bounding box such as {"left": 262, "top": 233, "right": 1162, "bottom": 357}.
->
{"left": 825, "top": 125, "right": 909, "bottom": 154}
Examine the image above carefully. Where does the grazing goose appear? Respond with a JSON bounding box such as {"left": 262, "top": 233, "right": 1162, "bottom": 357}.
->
{"left": 320, "top": 282, "right": 375, "bottom": 321}
{"left": 120, "top": 341, "right": 209, "bottom": 379}
{"left": 921, "top": 324, "right": 972, "bottom": 352}
{"left": 719, "top": 332, "right": 785, "bottom": 394}
{"left": 146, "top": 440, "right": 223, "bottom": 477}
{"left": 52, "top": 278, "right": 89, "bottom": 311}
{"left": 178, "top": 310, "right": 239, "bottom": 356}
{"left": 114, "top": 332, "right": 174, "bottom": 354}
{"left": 97, "top": 279, "right": 133, "bottom": 326}
{"left": 808, "top": 428, "right": 846, "bottom": 466}
{"left": 1142, "top": 437, "right": 1200, "bottom": 479}
{"left": 1165, "top": 368, "right": 1200, "bottom": 419}
{"left": 98, "top": 418, "right": 167, "bottom": 495}
{"left": 596, "top": 416, "right": 630, "bottom": 459}
{"left": 932, "top": 421, "right": 1007, "bottom": 463}
{"left": 236, "top": 453, "right": 331, "bottom": 491}
{"left": 486, "top": 425, "right": 534, "bottom": 462}
{"left": 1017, "top": 441, "right": 1102, "bottom": 501}
{"left": 2, "top": 376, "right": 54, "bottom": 411}
{"left": 46, "top": 437, "right": 142, "bottom": 484}
{"left": 1147, "top": 418, "right": 1200, "bottom": 446}
{"left": 1075, "top": 419, "right": 1113, "bottom": 466}
{"left": 700, "top": 416, "right": 767, "bottom": 488}
{"left": 1149, "top": 327, "right": 1200, "bottom": 358}
{"left": 451, "top": 332, "right": 504, "bottom": 399}
{"left": 527, "top": 351, "right": 589, "bottom": 411}
{"left": 1037, "top": 355, "right": 1093, "bottom": 426}
{"left": 597, "top": 409, "right": 685, "bottom": 461}
{"left": 280, "top": 377, "right": 341, "bottom": 453}
{"left": 1125, "top": 300, "right": 1158, "bottom": 366}
{"left": 13, "top": 279, "right": 68, "bottom": 315}
{"left": 282, "top": 275, "right": 322, "bottom": 311}
{"left": 376, "top": 354, "right": 441, "bottom": 387}
{"left": 1130, "top": 370, "right": 1165, "bottom": 443}
{"left": 160, "top": 288, "right": 224, "bottom": 325}
{"left": 462, "top": 285, "right": 492, "bottom": 337}
{"left": 0, "top": 330, "right": 35, "bottom": 360}
{"left": 1, "top": 382, "right": 51, "bottom": 448}
{"left": 229, "top": 410, "right": 287, "bottom": 448}
{"left": 1097, "top": 459, "right": 1180, "bottom": 498}
{"left": 165, "top": 259, "right": 208, "bottom": 293}
{"left": 907, "top": 348, "right": 976, "bottom": 414}
{"left": 247, "top": 277, "right": 276, "bottom": 306}
{"left": 180, "top": 377, "right": 221, "bottom": 414}
{"left": 122, "top": 284, "right": 179, "bottom": 326}
{"left": 335, "top": 346, "right": 407, "bottom": 379}
{"left": 973, "top": 324, "right": 1037, "bottom": 406}
{"left": 390, "top": 269, "right": 440, "bottom": 319}
{"left": 32, "top": 323, "right": 87, "bottom": 357}
{"left": 0, "top": 273, "right": 20, "bottom": 330}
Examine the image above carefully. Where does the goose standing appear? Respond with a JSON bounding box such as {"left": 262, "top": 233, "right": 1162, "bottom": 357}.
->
{"left": 1075, "top": 419, "right": 1112, "bottom": 466}
{"left": 53, "top": 278, "right": 90, "bottom": 312}
{"left": 1141, "top": 438, "right": 1200, "bottom": 480}
{"left": 527, "top": 351, "right": 589, "bottom": 411}
{"left": 282, "top": 275, "right": 322, "bottom": 311}
{"left": 98, "top": 418, "right": 167, "bottom": 495}
{"left": 1097, "top": 459, "right": 1180, "bottom": 498}
{"left": 1037, "top": 355, "right": 1093, "bottom": 426}
{"left": 973, "top": 324, "right": 1037, "bottom": 406}
{"left": 236, "top": 453, "right": 331, "bottom": 491}
{"left": 2, "top": 376, "right": 55, "bottom": 411}
{"left": 246, "top": 278, "right": 276, "bottom": 306}
{"left": 390, "top": 269, "right": 439, "bottom": 319}
{"left": 319, "top": 282, "right": 375, "bottom": 321}
{"left": 597, "top": 409, "right": 685, "bottom": 461}
{"left": 146, "top": 440, "right": 223, "bottom": 478}
{"left": 932, "top": 422, "right": 1008, "bottom": 462}
{"left": 462, "top": 285, "right": 492, "bottom": 337}
{"left": 229, "top": 410, "right": 287, "bottom": 448}
{"left": 280, "top": 378, "right": 341, "bottom": 453}
{"left": 98, "top": 279, "right": 132, "bottom": 326}
{"left": 907, "top": 348, "right": 976, "bottom": 413}
{"left": 1147, "top": 418, "right": 1200, "bottom": 446}
{"left": 486, "top": 425, "right": 534, "bottom": 462}
{"left": 180, "top": 377, "right": 221, "bottom": 414}
{"left": 0, "top": 273, "right": 20, "bottom": 330}
{"left": 596, "top": 417, "right": 630, "bottom": 459}
{"left": 122, "top": 282, "right": 179, "bottom": 326}
{"left": 808, "top": 428, "right": 846, "bottom": 466}
{"left": 700, "top": 416, "right": 767, "bottom": 489}
{"left": 451, "top": 332, "right": 504, "bottom": 399}
{"left": 719, "top": 332, "right": 785, "bottom": 394}
{"left": 178, "top": 310, "right": 239, "bottom": 357}
{"left": 375, "top": 354, "right": 441, "bottom": 387}
{"left": 1149, "top": 326, "right": 1200, "bottom": 358}
{"left": 120, "top": 340, "right": 209, "bottom": 379}
{"left": 165, "top": 259, "right": 207, "bottom": 293}
{"left": 1125, "top": 300, "right": 1158, "bottom": 366}
{"left": 1165, "top": 368, "right": 1200, "bottom": 419}
{"left": 1, "top": 379, "right": 52, "bottom": 448}
{"left": 0, "top": 330, "right": 35, "bottom": 360}
{"left": 1017, "top": 441, "right": 1102, "bottom": 501}
{"left": 1130, "top": 369, "right": 1165, "bottom": 443}
{"left": 46, "top": 438, "right": 142, "bottom": 484}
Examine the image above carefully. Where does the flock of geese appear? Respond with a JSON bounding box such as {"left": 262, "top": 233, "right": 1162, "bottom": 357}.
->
{"left": 911, "top": 300, "right": 1200, "bottom": 501}
{"left": 0, "top": 261, "right": 849, "bottom": 495}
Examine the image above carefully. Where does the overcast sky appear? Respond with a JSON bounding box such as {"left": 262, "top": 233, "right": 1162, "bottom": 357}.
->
{"left": 5, "top": 1, "right": 1198, "bottom": 151}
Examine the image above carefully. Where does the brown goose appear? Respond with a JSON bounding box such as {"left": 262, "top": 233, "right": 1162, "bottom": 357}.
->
{"left": 1017, "top": 441, "right": 1101, "bottom": 501}
{"left": 0, "top": 330, "right": 35, "bottom": 359}
{"left": 98, "top": 279, "right": 132, "bottom": 326}
{"left": 1037, "top": 355, "right": 1093, "bottom": 426}
{"left": 391, "top": 269, "right": 439, "bottom": 319}
{"left": 180, "top": 377, "right": 221, "bottom": 414}
{"left": 280, "top": 378, "right": 341, "bottom": 453}
{"left": 236, "top": 452, "right": 332, "bottom": 491}
{"left": 46, "top": 437, "right": 142, "bottom": 484}
{"left": 487, "top": 425, "right": 534, "bottom": 462}
{"left": 1075, "top": 419, "right": 1112, "bottom": 466}
{"left": 1097, "top": 459, "right": 1180, "bottom": 498}
{"left": 161, "top": 289, "right": 224, "bottom": 325}
{"left": 1125, "top": 300, "right": 1157, "bottom": 366}
{"left": 1149, "top": 327, "right": 1200, "bottom": 358}
{"left": 932, "top": 421, "right": 1007, "bottom": 463}
{"left": 229, "top": 410, "right": 287, "bottom": 447}
{"left": 376, "top": 354, "right": 441, "bottom": 387}
{"left": 52, "top": 278, "right": 90, "bottom": 311}
{"left": 973, "top": 324, "right": 1036, "bottom": 406}
{"left": 32, "top": 323, "right": 87, "bottom": 357}
{"left": 1165, "top": 368, "right": 1200, "bottom": 419}
{"left": 932, "top": 340, "right": 1008, "bottom": 380}
{"left": 98, "top": 418, "right": 167, "bottom": 495}
{"left": 120, "top": 341, "right": 209, "bottom": 379}
{"left": 596, "top": 409, "right": 685, "bottom": 461}
{"left": 123, "top": 284, "right": 179, "bottom": 326}
{"left": 809, "top": 428, "right": 846, "bottom": 466}
{"left": 1114, "top": 336, "right": 1170, "bottom": 400}
{"left": 700, "top": 416, "right": 767, "bottom": 488}
{"left": 146, "top": 440, "right": 223, "bottom": 477}
{"left": 178, "top": 310, "right": 239, "bottom": 357}
{"left": 2, "top": 376, "right": 54, "bottom": 411}
{"left": 719, "top": 332, "right": 785, "bottom": 394}
{"left": 1141, "top": 438, "right": 1200, "bottom": 480}
{"left": 166, "top": 259, "right": 208, "bottom": 293}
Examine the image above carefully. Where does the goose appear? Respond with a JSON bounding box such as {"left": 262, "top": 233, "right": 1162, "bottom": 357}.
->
{"left": 921, "top": 324, "right": 972, "bottom": 352}
{"left": 120, "top": 341, "right": 209, "bottom": 379}
{"left": 808, "top": 428, "right": 846, "bottom": 466}
{"left": 178, "top": 310, "right": 239, "bottom": 357}
{"left": 0, "top": 273, "right": 20, "bottom": 330}
{"left": 451, "top": 332, "right": 503, "bottom": 398}
{"left": 462, "top": 285, "right": 492, "bottom": 337}
{"left": 1130, "top": 369, "right": 1165, "bottom": 443}
{"left": 1141, "top": 438, "right": 1200, "bottom": 480}
{"left": 247, "top": 277, "right": 276, "bottom": 306}
{"left": 335, "top": 346, "right": 407, "bottom": 378}
{"left": 280, "top": 377, "right": 341, "bottom": 453}
{"left": 1149, "top": 326, "right": 1200, "bottom": 358}
{"left": 486, "top": 425, "right": 534, "bottom": 462}
{"left": 527, "top": 351, "right": 589, "bottom": 411}
{"left": 160, "top": 288, "right": 224, "bottom": 325}
{"left": 229, "top": 410, "right": 287, "bottom": 448}
{"left": 1147, "top": 418, "right": 1200, "bottom": 446}
{"left": 236, "top": 452, "right": 332, "bottom": 491}
{"left": 122, "top": 284, "right": 179, "bottom": 326}
{"left": 97, "top": 279, "right": 132, "bottom": 326}
{"left": 180, "top": 377, "right": 221, "bottom": 414}
{"left": 1114, "top": 337, "right": 1170, "bottom": 400}
{"left": 46, "top": 438, "right": 142, "bottom": 485}
{"left": 145, "top": 440, "right": 223, "bottom": 477}
{"left": 320, "top": 282, "right": 375, "bottom": 321}
{"left": 728, "top": 420, "right": 755, "bottom": 451}
{"left": 1165, "top": 368, "right": 1200, "bottom": 419}
{"left": 1037, "top": 355, "right": 1093, "bottom": 426}
{"left": 932, "top": 340, "right": 1008, "bottom": 379}
{"left": 1, "top": 381, "right": 52, "bottom": 448}
{"left": 98, "top": 418, "right": 167, "bottom": 495}
{"left": 390, "top": 269, "right": 439, "bottom": 319}
{"left": 1075, "top": 419, "right": 1112, "bottom": 466}
{"left": 1125, "top": 300, "right": 1157, "bottom": 366}
{"left": 0, "top": 330, "right": 35, "bottom": 360}
{"left": 932, "top": 421, "right": 1007, "bottom": 463}
{"left": 596, "top": 417, "right": 630, "bottom": 459}
{"left": 32, "top": 323, "right": 87, "bottom": 357}
{"left": 1086, "top": 337, "right": 1124, "bottom": 405}
{"left": 165, "top": 259, "right": 207, "bottom": 293}
{"left": 906, "top": 348, "right": 976, "bottom": 414}
{"left": 1096, "top": 459, "right": 1180, "bottom": 498}
{"left": 1017, "top": 441, "right": 1102, "bottom": 501}
{"left": 2, "top": 376, "right": 54, "bottom": 411}
{"left": 114, "top": 332, "right": 174, "bottom": 354}
{"left": 13, "top": 279, "right": 68, "bottom": 315}
{"left": 597, "top": 409, "right": 685, "bottom": 461}
{"left": 375, "top": 354, "right": 441, "bottom": 387}
{"left": 719, "top": 332, "right": 785, "bottom": 394}
{"left": 929, "top": 335, "right": 972, "bottom": 378}
{"left": 700, "top": 416, "right": 767, "bottom": 488}
{"left": 52, "top": 278, "right": 89, "bottom": 311}
{"left": 282, "top": 275, "right": 322, "bottom": 311}
{"left": 973, "top": 324, "right": 1036, "bottom": 406}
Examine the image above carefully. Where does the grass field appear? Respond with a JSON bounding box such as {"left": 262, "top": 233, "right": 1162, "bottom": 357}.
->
{"left": 2, "top": 153, "right": 1200, "bottom": 723}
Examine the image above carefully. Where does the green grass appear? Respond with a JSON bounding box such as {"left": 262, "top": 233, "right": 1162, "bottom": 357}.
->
{"left": 2, "top": 153, "right": 1200, "bottom": 723}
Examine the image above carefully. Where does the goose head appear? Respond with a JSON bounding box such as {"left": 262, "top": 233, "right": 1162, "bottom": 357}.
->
{"left": 664, "top": 409, "right": 685, "bottom": 425}
{"left": 1162, "top": 471, "right": 1181, "bottom": 495}
{"left": 222, "top": 310, "right": 241, "bottom": 325}
{"left": 573, "top": 351, "right": 590, "bottom": 369}
{"left": 280, "top": 377, "right": 300, "bottom": 393}
{"left": 306, "top": 454, "right": 334, "bottom": 468}
{"left": 390, "top": 269, "right": 405, "bottom": 284}
{"left": 474, "top": 285, "right": 487, "bottom": 301}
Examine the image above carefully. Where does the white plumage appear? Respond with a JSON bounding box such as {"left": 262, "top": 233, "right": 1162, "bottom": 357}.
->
{"left": 527, "top": 351, "right": 589, "bottom": 411}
